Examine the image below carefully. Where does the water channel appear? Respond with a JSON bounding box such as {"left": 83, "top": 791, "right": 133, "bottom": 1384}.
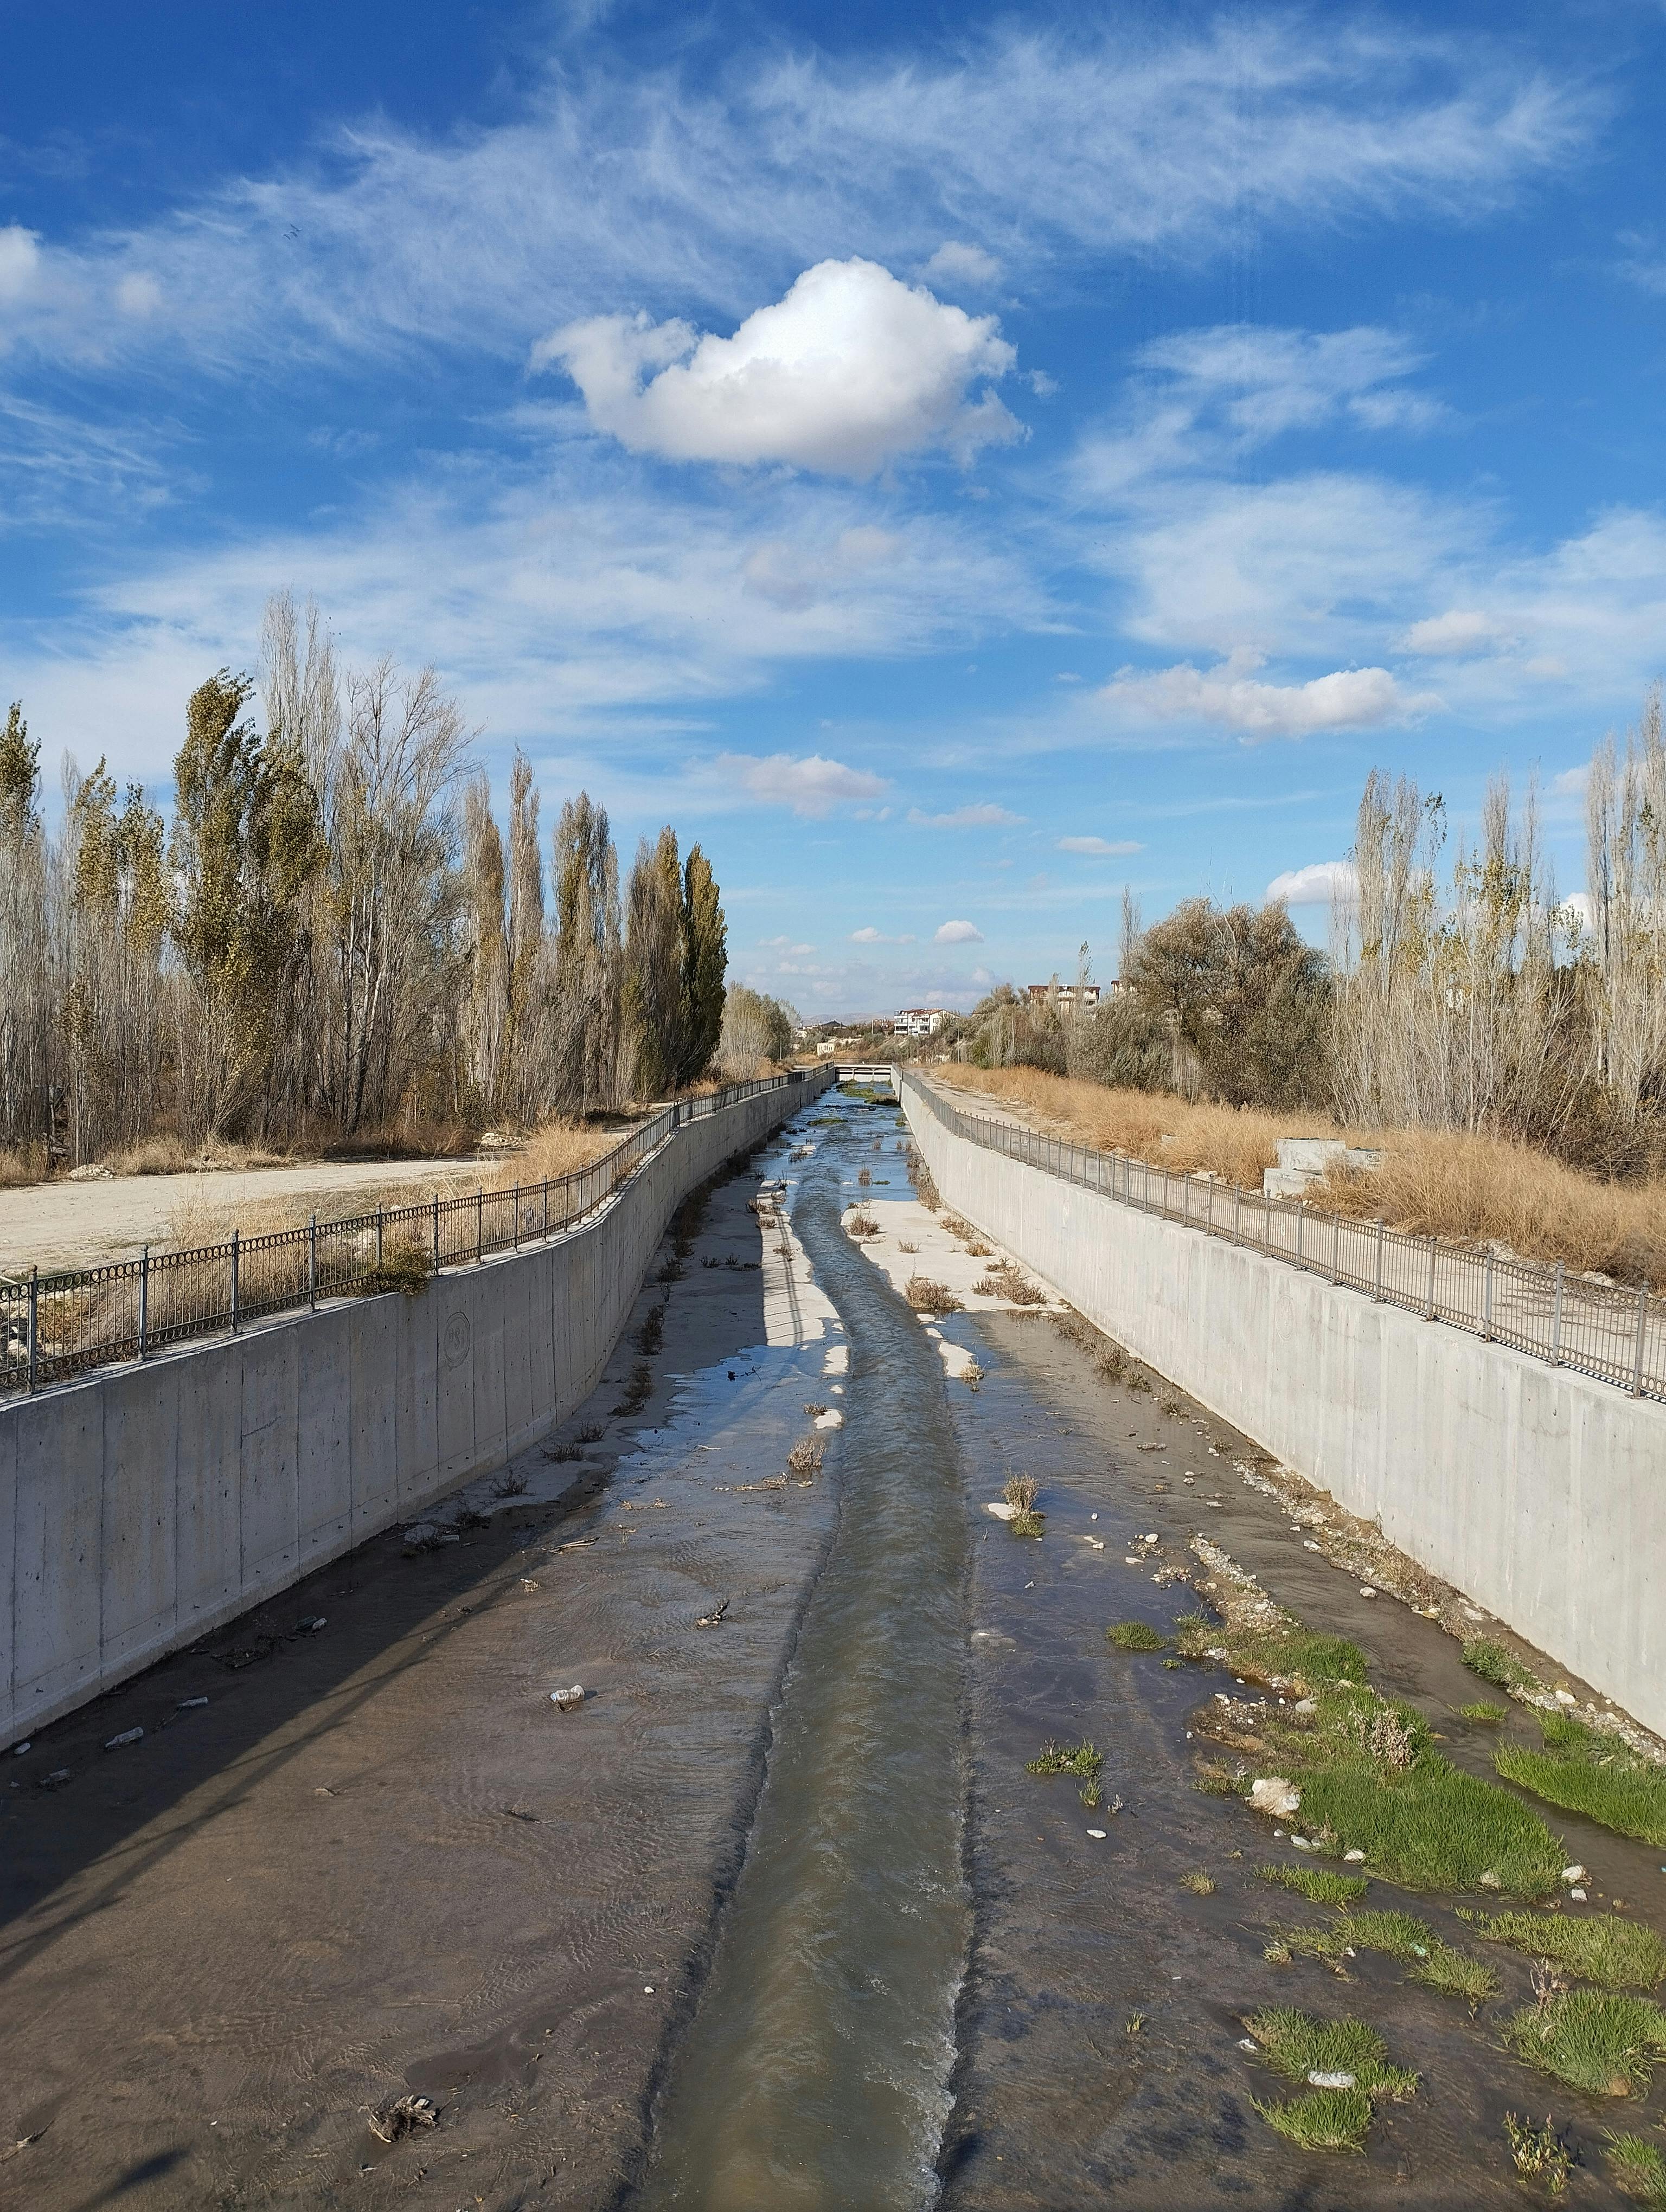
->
{"left": 639, "top": 1104, "right": 971, "bottom": 2210}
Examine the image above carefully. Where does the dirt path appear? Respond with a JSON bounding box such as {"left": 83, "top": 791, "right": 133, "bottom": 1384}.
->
{"left": 0, "top": 1155, "right": 511, "bottom": 1274}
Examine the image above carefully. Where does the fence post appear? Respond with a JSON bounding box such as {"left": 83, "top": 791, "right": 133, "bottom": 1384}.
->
{"left": 1183, "top": 1175, "right": 1190, "bottom": 1226}
{"left": 230, "top": 1231, "right": 240, "bottom": 1334}
{"left": 1332, "top": 1211, "right": 1341, "bottom": 1286}
{"left": 514, "top": 1183, "right": 521, "bottom": 1252}
{"left": 28, "top": 1265, "right": 39, "bottom": 1392}
{"left": 477, "top": 1187, "right": 484, "bottom": 1265}
{"left": 1632, "top": 1282, "right": 1649, "bottom": 1397}
{"left": 1425, "top": 1236, "right": 1437, "bottom": 1322}
{"left": 377, "top": 1204, "right": 384, "bottom": 1269}
{"left": 1234, "top": 1187, "right": 1241, "bottom": 1240}
{"left": 543, "top": 1179, "right": 549, "bottom": 1237}
{"left": 1296, "top": 1206, "right": 1304, "bottom": 1266}
{"left": 309, "top": 1214, "right": 317, "bottom": 1310}
{"left": 1163, "top": 1167, "right": 1169, "bottom": 1216}
{"left": 138, "top": 1245, "right": 150, "bottom": 1360}
{"left": 1483, "top": 1250, "right": 1494, "bottom": 1341}
{"left": 432, "top": 1193, "right": 440, "bottom": 1273}
{"left": 1551, "top": 1260, "right": 1564, "bottom": 1365}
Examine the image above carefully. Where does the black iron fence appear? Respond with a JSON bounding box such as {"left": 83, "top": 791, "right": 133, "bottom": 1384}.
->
{"left": 904, "top": 1073, "right": 1664, "bottom": 1403}
{"left": 1, "top": 1072, "right": 814, "bottom": 1396}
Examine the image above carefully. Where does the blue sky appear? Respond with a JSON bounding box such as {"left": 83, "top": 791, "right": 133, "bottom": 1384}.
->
{"left": 3, "top": 2, "right": 1665, "bottom": 1016}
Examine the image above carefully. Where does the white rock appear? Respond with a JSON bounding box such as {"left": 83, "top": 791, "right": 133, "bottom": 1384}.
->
{"left": 1343, "top": 1849, "right": 1366, "bottom": 1863}
{"left": 1250, "top": 1777, "right": 1300, "bottom": 1818}
{"left": 1359, "top": 1586, "right": 1376, "bottom": 1599}
{"left": 986, "top": 1502, "right": 1018, "bottom": 1521}
{"left": 1570, "top": 1887, "right": 1587, "bottom": 1901}
{"left": 1238, "top": 2038, "right": 1259, "bottom": 2053}
{"left": 11, "top": 1741, "right": 29, "bottom": 1756}
{"left": 1090, "top": 1512, "right": 1098, "bottom": 1521}
{"left": 104, "top": 1727, "right": 143, "bottom": 1750}
{"left": 1555, "top": 1690, "right": 1577, "bottom": 1705}
{"left": 1308, "top": 2070, "right": 1356, "bottom": 2091}
{"left": 550, "top": 1684, "right": 585, "bottom": 1712}
{"left": 1561, "top": 1864, "right": 1588, "bottom": 1883}
{"left": 1303, "top": 1540, "right": 1322, "bottom": 1552}
{"left": 1479, "top": 1870, "right": 1502, "bottom": 1890}
{"left": 1293, "top": 1699, "right": 1317, "bottom": 1714}
{"left": 1086, "top": 1828, "right": 1107, "bottom": 1839}
{"left": 1290, "top": 1835, "right": 1314, "bottom": 1850}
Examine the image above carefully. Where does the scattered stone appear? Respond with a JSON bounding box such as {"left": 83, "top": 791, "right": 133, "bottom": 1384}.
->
{"left": 1238, "top": 2038, "right": 1259, "bottom": 2053}
{"left": 401, "top": 1523, "right": 459, "bottom": 1554}
{"left": 368, "top": 2093, "right": 438, "bottom": 2145}
{"left": 67, "top": 1162, "right": 114, "bottom": 1181}
{"left": 1569, "top": 1887, "right": 1587, "bottom": 1901}
{"left": 1554, "top": 1689, "right": 1577, "bottom": 1705}
{"left": 1086, "top": 1828, "right": 1107, "bottom": 1839}
{"left": 103, "top": 1727, "right": 143, "bottom": 1751}
{"left": 39, "top": 1769, "right": 69, "bottom": 1790}
{"left": 11, "top": 1740, "right": 29, "bottom": 1756}
{"left": 695, "top": 1599, "right": 729, "bottom": 1628}
{"left": 298, "top": 1616, "right": 326, "bottom": 1633}
{"left": 1250, "top": 1777, "right": 1300, "bottom": 1818}
{"left": 1343, "top": 1849, "right": 1367, "bottom": 1863}
{"left": 985, "top": 1502, "right": 1018, "bottom": 1521}
{"left": 1308, "top": 2070, "right": 1356, "bottom": 2091}
{"left": 177, "top": 1696, "right": 209, "bottom": 1710}
{"left": 1359, "top": 1586, "right": 1376, "bottom": 1599}
{"left": 1290, "top": 1835, "right": 1315, "bottom": 1851}
{"left": 1293, "top": 1699, "right": 1317, "bottom": 1714}
{"left": 550, "top": 1684, "right": 585, "bottom": 1712}
{"left": 1562, "top": 1864, "right": 1588, "bottom": 1884}
{"left": 1479, "top": 1869, "right": 1502, "bottom": 1890}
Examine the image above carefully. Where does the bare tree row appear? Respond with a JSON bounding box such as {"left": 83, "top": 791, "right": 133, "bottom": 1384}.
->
{"left": 0, "top": 593, "right": 729, "bottom": 1164}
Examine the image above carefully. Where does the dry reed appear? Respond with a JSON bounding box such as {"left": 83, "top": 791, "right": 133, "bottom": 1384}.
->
{"left": 937, "top": 1066, "right": 1666, "bottom": 1283}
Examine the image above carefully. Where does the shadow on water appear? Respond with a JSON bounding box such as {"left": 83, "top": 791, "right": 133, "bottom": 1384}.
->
{"left": 637, "top": 1120, "right": 972, "bottom": 2212}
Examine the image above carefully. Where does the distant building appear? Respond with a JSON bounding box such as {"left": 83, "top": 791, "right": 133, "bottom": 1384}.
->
{"left": 893, "top": 1007, "right": 947, "bottom": 1038}
{"left": 1023, "top": 982, "right": 1103, "bottom": 1012}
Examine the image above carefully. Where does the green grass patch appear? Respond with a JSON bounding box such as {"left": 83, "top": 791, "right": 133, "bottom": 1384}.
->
{"left": 1494, "top": 1715, "right": 1666, "bottom": 1849}
{"left": 1502, "top": 1990, "right": 1666, "bottom": 2098}
{"left": 1293, "top": 1747, "right": 1565, "bottom": 1897}
{"left": 1457, "top": 1701, "right": 1508, "bottom": 1723}
{"left": 1107, "top": 1620, "right": 1167, "bottom": 1651}
{"left": 1172, "top": 1613, "right": 1367, "bottom": 1695}
{"left": 1462, "top": 1636, "right": 1535, "bottom": 1692}
{"left": 1463, "top": 1909, "right": 1666, "bottom": 1991}
{"left": 1605, "top": 2132, "right": 1666, "bottom": 2206}
{"left": 1026, "top": 1739, "right": 1104, "bottom": 1783}
{"left": 1270, "top": 1907, "right": 1497, "bottom": 2010}
{"left": 1257, "top": 1864, "right": 1370, "bottom": 1906}
{"left": 1243, "top": 2008, "right": 1415, "bottom": 2153}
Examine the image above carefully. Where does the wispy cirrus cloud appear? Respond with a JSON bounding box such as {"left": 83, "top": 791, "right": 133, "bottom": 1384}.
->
{"left": 907, "top": 801, "right": 1023, "bottom": 826}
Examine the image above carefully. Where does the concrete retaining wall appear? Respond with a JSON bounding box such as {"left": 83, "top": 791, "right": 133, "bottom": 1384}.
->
{"left": 0, "top": 1075, "right": 828, "bottom": 1744}
{"left": 905, "top": 1081, "right": 1666, "bottom": 1739}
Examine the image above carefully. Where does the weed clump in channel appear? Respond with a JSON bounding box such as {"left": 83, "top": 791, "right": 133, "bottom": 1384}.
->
{"left": 1257, "top": 1865, "right": 1369, "bottom": 1906}
{"left": 1458, "top": 1701, "right": 1508, "bottom": 1723}
{"left": 1503, "top": 1990, "right": 1666, "bottom": 2098}
{"left": 1107, "top": 1620, "right": 1167, "bottom": 1652}
{"left": 1494, "top": 1714, "right": 1666, "bottom": 1849}
{"left": 1463, "top": 1636, "right": 1536, "bottom": 1692}
{"left": 1504, "top": 2114, "right": 1574, "bottom": 2194}
{"left": 1269, "top": 1907, "right": 1497, "bottom": 2010}
{"left": 1242, "top": 2008, "right": 1417, "bottom": 2153}
{"left": 1462, "top": 1910, "right": 1666, "bottom": 1992}
{"left": 905, "top": 1274, "right": 962, "bottom": 1316}
{"left": 1026, "top": 1738, "right": 1105, "bottom": 1806}
{"left": 1605, "top": 2132, "right": 1666, "bottom": 2205}
{"left": 1003, "top": 1472, "right": 1044, "bottom": 1538}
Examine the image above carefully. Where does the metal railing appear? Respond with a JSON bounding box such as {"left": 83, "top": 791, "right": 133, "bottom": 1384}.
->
{"left": 903, "top": 1072, "right": 1664, "bottom": 1404}
{"left": 1, "top": 1071, "right": 817, "bottom": 1396}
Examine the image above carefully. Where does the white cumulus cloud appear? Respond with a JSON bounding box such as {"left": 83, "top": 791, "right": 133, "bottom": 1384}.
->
{"left": 715, "top": 750, "right": 889, "bottom": 815}
{"left": 536, "top": 258, "right": 1021, "bottom": 478}
{"left": 1266, "top": 859, "right": 1359, "bottom": 907}
{"left": 1101, "top": 653, "right": 1435, "bottom": 740}
{"left": 1057, "top": 834, "right": 1144, "bottom": 855}
{"left": 935, "top": 918, "right": 984, "bottom": 943}
{"left": 1400, "top": 607, "right": 1515, "bottom": 657}
{"left": 907, "top": 802, "right": 1023, "bottom": 826}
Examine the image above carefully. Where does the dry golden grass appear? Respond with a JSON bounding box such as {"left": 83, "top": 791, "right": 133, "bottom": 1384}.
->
{"left": 935, "top": 1065, "right": 1666, "bottom": 1283}
{"left": 0, "top": 1142, "right": 51, "bottom": 1189}
{"left": 485, "top": 1118, "right": 618, "bottom": 1190}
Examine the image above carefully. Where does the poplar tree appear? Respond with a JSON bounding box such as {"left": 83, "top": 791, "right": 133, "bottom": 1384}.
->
{"left": 621, "top": 827, "right": 685, "bottom": 1100}
{"left": 679, "top": 843, "right": 727, "bottom": 1085}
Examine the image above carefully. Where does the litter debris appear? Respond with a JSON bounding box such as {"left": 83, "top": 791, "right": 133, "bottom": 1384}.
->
{"left": 985, "top": 1501, "right": 1018, "bottom": 1521}
{"left": 557, "top": 1538, "right": 596, "bottom": 1553}
{"left": 1080, "top": 1536, "right": 1105, "bottom": 1551}
{"left": 550, "top": 1684, "right": 586, "bottom": 1713}
{"left": 298, "top": 1616, "right": 326, "bottom": 1633}
{"left": 39, "top": 1769, "right": 69, "bottom": 1790}
{"left": 1249, "top": 1777, "right": 1300, "bottom": 1817}
{"left": 177, "top": 1696, "right": 209, "bottom": 1710}
{"left": 103, "top": 1728, "right": 143, "bottom": 1751}
{"left": 1086, "top": 1827, "right": 1107, "bottom": 1838}
{"left": 1308, "top": 2070, "right": 1356, "bottom": 2091}
{"left": 401, "top": 1523, "right": 459, "bottom": 1554}
{"left": 1562, "top": 1864, "right": 1588, "bottom": 1884}
{"left": 1569, "top": 1887, "right": 1587, "bottom": 1901}
{"left": 368, "top": 2093, "right": 438, "bottom": 2145}
{"left": 1238, "top": 2038, "right": 1259, "bottom": 2053}
{"left": 11, "top": 1740, "right": 30, "bottom": 1756}
{"left": 1343, "top": 1849, "right": 1366, "bottom": 1863}
{"left": 695, "top": 1599, "right": 730, "bottom": 1628}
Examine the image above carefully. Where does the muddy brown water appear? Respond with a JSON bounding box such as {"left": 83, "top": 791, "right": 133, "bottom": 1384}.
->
{"left": 4, "top": 1094, "right": 1664, "bottom": 2208}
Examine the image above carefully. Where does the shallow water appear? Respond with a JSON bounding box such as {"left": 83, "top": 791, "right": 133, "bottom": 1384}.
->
{"left": 639, "top": 1113, "right": 972, "bottom": 2211}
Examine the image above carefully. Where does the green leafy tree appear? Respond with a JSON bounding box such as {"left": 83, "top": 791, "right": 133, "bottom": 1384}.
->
{"left": 1127, "top": 896, "right": 1331, "bottom": 1109}
{"left": 622, "top": 826, "right": 687, "bottom": 1099}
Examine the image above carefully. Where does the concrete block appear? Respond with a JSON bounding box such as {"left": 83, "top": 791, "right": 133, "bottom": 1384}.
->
{"left": 395, "top": 1290, "right": 439, "bottom": 1513}
{"left": 239, "top": 1335, "right": 299, "bottom": 1591}
{"left": 434, "top": 1288, "right": 477, "bottom": 1488}
{"left": 100, "top": 1363, "right": 180, "bottom": 1671}
{"left": 297, "top": 1314, "right": 351, "bottom": 1565}
{"left": 12, "top": 1390, "right": 102, "bottom": 1719}
{"left": 348, "top": 1297, "right": 400, "bottom": 1540}
{"left": 176, "top": 1342, "right": 243, "bottom": 1628}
